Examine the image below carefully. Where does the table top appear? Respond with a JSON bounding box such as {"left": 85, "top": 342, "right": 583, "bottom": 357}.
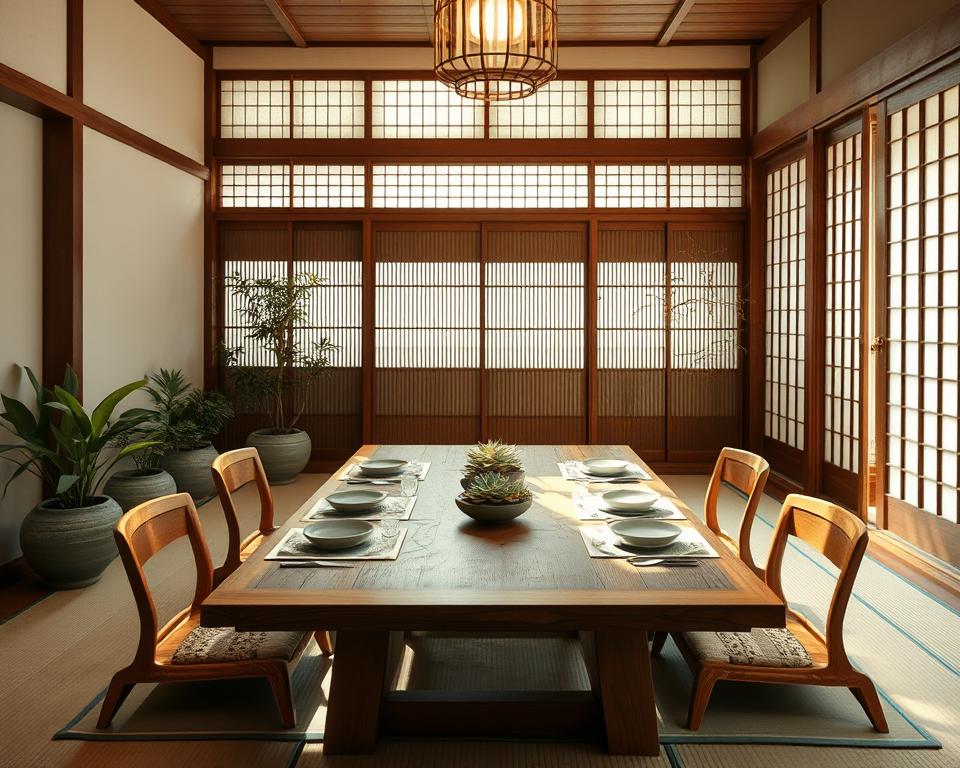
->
{"left": 201, "top": 445, "right": 785, "bottom": 633}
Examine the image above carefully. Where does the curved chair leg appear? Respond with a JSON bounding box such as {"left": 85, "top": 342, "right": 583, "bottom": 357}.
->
{"left": 849, "top": 676, "right": 889, "bottom": 733}
{"left": 686, "top": 669, "right": 719, "bottom": 731}
{"left": 266, "top": 668, "right": 297, "bottom": 728}
{"left": 96, "top": 674, "right": 135, "bottom": 728}
{"left": 651, "top": 631, "right": 668, "bottom": 657}
{"left": 316, "top": 630, "right": 334, "bottom": 656}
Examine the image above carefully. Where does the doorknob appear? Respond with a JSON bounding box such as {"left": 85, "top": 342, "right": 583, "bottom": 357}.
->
{"left": 870, "top": 335, "right": 885, "bottom": 352}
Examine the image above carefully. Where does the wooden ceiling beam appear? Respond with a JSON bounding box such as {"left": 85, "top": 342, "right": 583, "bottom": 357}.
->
{"left": 263, "top": 0, "right": 308, "bottom": 47}
{"left": 133, "top": 0, "right": 206, "bottom": 58}
{"left": 657, "top": 0, "right": 697, "bottom": 46}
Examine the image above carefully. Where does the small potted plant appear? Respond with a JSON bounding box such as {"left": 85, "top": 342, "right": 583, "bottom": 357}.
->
{"left": 223, "top": 271, "right": 337, "bottom": 484}
{"left": 456, "top": 472, "right": 533, "bottom": 524}
{"left": 461, "top": 439, "right": 524, "bottom": 490}
{"left": 102, "top": 431, "right": 176, "bottom": 512}
{"left": 0, "top": 366, "right": 157, "bottom": 588}
{"left": 147, "top": 369, "right": 233, "bottom": 502}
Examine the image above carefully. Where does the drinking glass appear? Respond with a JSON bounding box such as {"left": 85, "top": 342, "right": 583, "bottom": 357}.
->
{"left": 400, "top": 469, "right": 418, "bottom": 497}
{"left": 380, "top": 518, "right": 400, "bottom": 540}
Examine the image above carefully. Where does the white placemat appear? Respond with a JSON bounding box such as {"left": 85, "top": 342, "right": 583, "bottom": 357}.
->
{"left": 573, "top": 493, "right": 686, "bottom": 522}
{"left": 265, "top": 527, "right": 406, "bottom": 561}
{"left": 301, "top": 495, "right": 416, "bottom": 522}
{"left": 578, "top": 524, "right": 718, "bottom": 559}
{"left": 338, "top": 461, "right": 431, "bottom": 481}
{"left": 557, "top": 460, "right": 652, "bottom": 482}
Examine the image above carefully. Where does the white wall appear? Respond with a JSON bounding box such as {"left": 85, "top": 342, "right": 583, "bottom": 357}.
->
{"left": 0, "top": 103, "right": 44, "bottom": 564}
{"left": 84, "top": 0, "right": 204, "bottom": 162}
{"left": 83, "top": 129, "right": 204, "bottom": 408}
{"left": 0, "top": 0, "right": 67, "bottom": 92}
{"left": 757, "top": 20, "right": 810, "bottom": 131}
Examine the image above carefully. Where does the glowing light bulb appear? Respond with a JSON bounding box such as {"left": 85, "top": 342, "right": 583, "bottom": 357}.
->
{"left": 467, "top": 0, "right": 524, "bottom": 47}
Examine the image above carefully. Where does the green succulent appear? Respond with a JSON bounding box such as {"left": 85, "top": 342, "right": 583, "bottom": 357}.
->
{"left": 464, "top": 439, "right": 522, "bottom": 476}
{"left": 460, "top": 472, "right": 532, "bottom": 506}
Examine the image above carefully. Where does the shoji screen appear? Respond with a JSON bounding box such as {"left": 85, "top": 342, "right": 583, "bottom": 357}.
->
{"left": 597, "top": 225, "right": 666, "bottom": 461}
{"left": 668, "top": 224, "right": 742, "bottom": 461}
{"left": 763, "top": 153, "right": 807, "bottom": 480}
{"left": 882, "top": 76, "right": 959, "bottom": 556}
{"left": 486, "top": 226, "right": 587, "bottom": 444}
{"left": 373, "top": 226, "right": 482, "bottom": 443}
{"left": 823, "top": 124, "right": 865, "bottom": 509}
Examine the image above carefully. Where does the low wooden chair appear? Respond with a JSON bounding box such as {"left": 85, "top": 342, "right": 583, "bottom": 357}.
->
{"left": 97, "top": 493, "right": 311, "bottom": 729}
{"left": 211, "top": 447, "right": 333, "bottom": 656}
{"left": 661, "top": 493, "right": 888, "bottom": 733}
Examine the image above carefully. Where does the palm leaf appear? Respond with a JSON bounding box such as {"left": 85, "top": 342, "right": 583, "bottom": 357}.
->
{"left": 90, "top": 379, "right": 146, "bottom": 437}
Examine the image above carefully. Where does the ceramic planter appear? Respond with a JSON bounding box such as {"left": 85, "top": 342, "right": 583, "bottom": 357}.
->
{"left": 460, "top": 469, "right": 525, "bottom": 491}
{"left": 20, "top": 496, "right": 123, "bottom": 589}
{"left": 246, "top": 429, "right": 312, "bottom": 484}
{"left": 160, "top": 444, "right": 219, "bottom": 502}
{"left": 455, "top": 496, "right": 532, "bottom": 524}
{"left": 103, "top": 468, "right": 178, "bottom": 512}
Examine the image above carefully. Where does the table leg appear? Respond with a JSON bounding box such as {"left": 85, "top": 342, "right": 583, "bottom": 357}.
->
{"left": 323, "top": 629, "right": 390, "bottom": 754}
{"left": 595, "top": 629, "right": 659, "bottom": 756}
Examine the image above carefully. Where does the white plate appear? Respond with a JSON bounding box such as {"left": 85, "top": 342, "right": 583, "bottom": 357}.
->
{"left": 325, "top": 490, "right": 387, "bottom": 512}
{"left": 358, "top": 459, "right": 408, "bottom": 477}
{"left": 580, "top": 458, "right": 630, "bottom": 477}
{"left": 303, "top": 520, "right": 374, "bottom": 550}
{"left": 601, "top": 488, "right": 659, "bottom": 512}
{"left": 608, "top": 520, "right": 682, "bottom": 549}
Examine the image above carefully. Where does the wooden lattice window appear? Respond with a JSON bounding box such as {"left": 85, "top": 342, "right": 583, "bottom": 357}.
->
{"left": 668, "top": 78, "right": 742, "bottom": 138}
{"left": 824, "top": 131, "right": 863, "bottom": 474}
{"left": 489, "top": 80, "right": 589, "bottom": 139}
{"left": 219, "top": 164, "right": 290, "bottom": 208}
{"left": 764, "top": 156, "right": 807, "bottom": 451}
{"left": 886, "top": 83, "right": 960, "bottom": 521}
{"left": 595, "top": 165, "right": 668, "bottom": 208}
{"left": 371, "top": 80, "right": 483, "bottom": 139}
{"left": 669, "top": 164, "right": 744, "bottom": 208}
{"left": 293, "top": 80, "right": 364, "bottom": 139}
{"left": 220, "top": 80, "right": 290, "bottom": 138}
{"left": 292, "top": 165, "right": 365, "bottom": 208}
{"left": 593, "top": 79, "right": 667, "bottom": 139}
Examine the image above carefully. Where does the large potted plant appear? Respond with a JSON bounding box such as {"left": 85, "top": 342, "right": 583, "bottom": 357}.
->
{"left": 223, "top": 271, "right": 337, "bottom": 484}
{"left": 0, "top": 366, "right": 156, "bottom": 588}
{"left": 147, "top": 369, "right": 233, "bottom": 502}
{"left": 102, "top": 431, "right": 176, "bottom": 512}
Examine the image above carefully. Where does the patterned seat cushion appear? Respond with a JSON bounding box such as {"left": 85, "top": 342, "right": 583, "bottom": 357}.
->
{"left": 682, "top": 627, "right": 813, "bottom": 668}
{"left": 172, "top": 626, "right": 306, "bottom": 665}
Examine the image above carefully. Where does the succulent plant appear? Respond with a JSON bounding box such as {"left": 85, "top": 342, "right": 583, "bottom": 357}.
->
{"left": 459, "top": 472, "right": 532, "bottom": 506}
{"left": 463, "top": 439, "right": 523, "bottom": 476}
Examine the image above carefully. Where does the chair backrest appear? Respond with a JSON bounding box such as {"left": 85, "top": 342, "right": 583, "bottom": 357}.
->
{"left": 114, "top": 493, "right": 213, "bottom": 666}
{"left": 704, "top": 447, "right": 770, "bottom": 575}
{"left": 765, "top": 494, "right": 868, "bottom": 670}
{"left": 210, "top": 447, "right": 275, "bottom": 584}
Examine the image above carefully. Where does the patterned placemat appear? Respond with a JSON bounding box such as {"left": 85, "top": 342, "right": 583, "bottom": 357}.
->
{"left": 265, "top": 527, "right": 406, "bottom": 561}
{"left": 301, "top": 495, "right": 416, "bottom": 522}
{"left": 579, "top": 523, "right": 719, "bottom": 559}
{"left": 573, "top": 493, "right": 685, "bottom": 521}
{"left": 557, "top": 461, "right": 652, "bottom": 482}
{"left": 338, "top": 461, "right": 430, "bottom": 481}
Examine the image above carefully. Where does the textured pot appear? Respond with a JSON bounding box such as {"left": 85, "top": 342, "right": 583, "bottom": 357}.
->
{"left": 20, "top": 496, "right": 123, "bottom": 589}
{"left": 246, "top": 429, "right": 312, "bottom": 485}
{"left": 460, "top": 469, "right": 525, "bottom": 491}
{"left": 455, "top": 496, "right": 532, "bottom": 524}
{"left": 103, "top": 468, "right": 178, "bottom": 512}
{"left": 160, "top": 444, "right": 219, "bottom": 502}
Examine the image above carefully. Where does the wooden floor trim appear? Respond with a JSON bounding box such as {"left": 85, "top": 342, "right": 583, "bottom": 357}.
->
{"left": 867, "top": 531, "right": 960, "bottom": 612}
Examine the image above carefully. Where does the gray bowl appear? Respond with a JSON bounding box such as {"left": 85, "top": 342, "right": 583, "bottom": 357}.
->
{"left": 358, "top": 459, "right": 408, "bottom": 477}
{"left": 455, "top": 496, "right": 532, "bottom": 524}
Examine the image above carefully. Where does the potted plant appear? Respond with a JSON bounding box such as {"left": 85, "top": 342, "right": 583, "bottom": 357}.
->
{"left": 102, "top": 431, "right": 176, "bottom": 512}
{"left": 455, "top": 472, "right": 533, "bottom": 524}
{"left": 147, "top": 369, "right": 233, "bottom": 502}
{"left": 223, "top": 271, "right": 337, "bottom": 484}
{"left": 0, "top": 366, "right": 157, "bottom": 588}
{"left": 461, "top": 439, "right": 524, "bottom": 490}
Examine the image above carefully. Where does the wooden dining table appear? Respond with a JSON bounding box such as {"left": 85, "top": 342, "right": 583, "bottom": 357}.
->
{"left": 201, "top": 444, "right": 784, "bottom": 756}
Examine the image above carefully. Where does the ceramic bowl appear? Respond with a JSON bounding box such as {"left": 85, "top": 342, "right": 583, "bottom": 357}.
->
{"left": 580, "top": 458, "right": 630, "bottom": 477}
{"left": 455, "top": 496, "right": 532, "bottom": 524}
{"left": 608, "top": 520, "right": 682, "bottom": 549}
{"left": 303, "top": 520, "right": 374, "bottom": 550}
{"left": 325, "top": 490, "right": 387, "bottom": 512}
{"left": 358, "top": 459, "right": 408, "bottom": 477}
{"left": 601, "top": 488, "right": 659, "bottom": 512}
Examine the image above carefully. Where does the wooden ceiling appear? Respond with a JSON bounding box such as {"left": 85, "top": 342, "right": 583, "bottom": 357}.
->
{"left": 154, "top": 0, "right": 808, "bottom": 46}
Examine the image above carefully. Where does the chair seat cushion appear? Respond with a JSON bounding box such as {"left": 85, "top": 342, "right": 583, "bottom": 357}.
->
{"left": 682, "top": 627, "right": 813, "bottom": 668}
{"left": 172, "top": 626, "right": 305, "bottom": 665}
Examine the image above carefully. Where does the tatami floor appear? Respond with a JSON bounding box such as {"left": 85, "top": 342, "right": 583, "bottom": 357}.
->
{"left": 1, "top": 473, "right": 958, "bottom": 768}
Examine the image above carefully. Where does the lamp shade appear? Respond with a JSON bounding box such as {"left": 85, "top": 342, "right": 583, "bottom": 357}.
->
{"left": 434, "top": 0, "right": 558, "bottom": 101}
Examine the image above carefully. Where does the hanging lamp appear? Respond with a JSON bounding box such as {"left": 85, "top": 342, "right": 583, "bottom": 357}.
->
{"left": 434, "top": 0, "right": 559, "bottom": 101}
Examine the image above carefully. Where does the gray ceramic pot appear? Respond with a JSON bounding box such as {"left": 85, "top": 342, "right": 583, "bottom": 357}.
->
{"left": 160, "top": 444, "right": 219, "bottom": 502}
{"left": 455, "top": 496, "right": 532, "bottom": 524}
{"left": 20, "top": 496, "right": 123, "bottom": 589}
{"left": 103, "top": 468, "right": 177, "bottom": 512}
{"left": 460, "top": 470, "right": 525, "bottom": 491}
{"left": 246, "top": 429, "right": 312, "bottom": 485}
